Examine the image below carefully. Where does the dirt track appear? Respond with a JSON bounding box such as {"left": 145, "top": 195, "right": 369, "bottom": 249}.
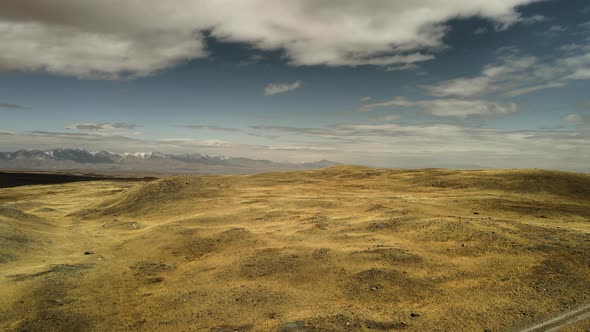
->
{"left": 520, "top": 304, "right": 590, "bottom": 332}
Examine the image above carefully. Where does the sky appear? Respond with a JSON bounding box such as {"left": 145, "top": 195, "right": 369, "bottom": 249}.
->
{"left": 1, "top": 0, "right": 590, "bottom": 171}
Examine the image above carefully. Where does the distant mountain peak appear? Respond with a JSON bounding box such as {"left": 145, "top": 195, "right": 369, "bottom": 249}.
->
{"left": 0, "top": 148, "right": 339, "bottom": 174}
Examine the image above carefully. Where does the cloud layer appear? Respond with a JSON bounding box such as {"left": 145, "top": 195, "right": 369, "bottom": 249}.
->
{"left": 178, "top": 125, "right": 240, "bottom": 132}
{"left": 4, "top": 119, "right": 589, "bottom": 171}
{"left": 360, "top": 97, "right": 517, "bottom": 118}
{"left": 67, "top": 123, "right": 139, "bottom": 131}
{"left": 0, "top": 0, "right": 537, "bottom": 78}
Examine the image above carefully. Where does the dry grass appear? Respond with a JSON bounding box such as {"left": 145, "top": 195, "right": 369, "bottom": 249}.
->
{"left": 1, "top": 166, "right": 589, "bottom": 331}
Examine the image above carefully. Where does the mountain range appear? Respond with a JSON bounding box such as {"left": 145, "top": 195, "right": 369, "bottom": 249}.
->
{"left": 0, "top": 149, "right": 338, "bottom": 174}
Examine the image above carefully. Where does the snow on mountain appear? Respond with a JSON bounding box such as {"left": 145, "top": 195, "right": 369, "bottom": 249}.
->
{"left": 0, "top": 149, "right": 339, "bottom": 174}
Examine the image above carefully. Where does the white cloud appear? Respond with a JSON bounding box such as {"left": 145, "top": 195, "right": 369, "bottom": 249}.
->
{"left": 506, "top": 81, "right": 566, "bottom": 97}
{"left": 424, "top": 43, "right": 590, "bottom": 99}
{"left": 178, "top": 125, "right": 240, "bottom": 132}
{"left": 560, "top": 43, "right": 590, "bottom": 53}
{"left": 0, "top": 20, "right": 205, "bottom": 79}
{"left": 67, "top": 123, "right": 140, "bottom": 131}
{"left": 360, "top": 96, "right": 372, "bottom": 102}
{"left": 473, "top": 27, "right": 489, "bottom": 35}
{"left": 426, "top": 76, "right": 492, "bottom": 98}
{"left": 360, "top": 97, "right": 517, "bottom": 118}
{"left": 385, "top": 63, "right": 420, "bottom": 72}
{"left": 248, "top": 122, "right": 590, "bottom": 170}
{"left": 548, "top": 25, "right": 567, "bottom": 32}
{"left": 368, "top": 114, "right": 400, "bottom": 122}
{"left": 264, "top": 81, "right": 301, "bottom": 96}
{"left": 424, "top": 99, "right": 517, "bottom": 117}
{"left": 158, "top": 138, "right": 230, "bottom": 147}
{"left": 0, "top": 0, "right": 538, "bottom": 78}
{"left": 517, "top": 14, "right": 548, "bottom": 25}
{"left": 560, "top": 52, "right": 590, "bottom": 80}
{"left": 2, "top": 121, "right": 590, "bottom": 171}
{"left": 426, "top": 56, "right": 537, "bottom": 97}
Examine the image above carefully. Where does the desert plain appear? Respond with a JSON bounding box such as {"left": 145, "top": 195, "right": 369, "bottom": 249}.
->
{"left": 0, "top": 166, "right": 589, "bottom": 331}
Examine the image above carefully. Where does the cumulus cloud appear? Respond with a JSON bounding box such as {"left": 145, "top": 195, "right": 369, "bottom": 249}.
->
{"left": 264, "top": 81, "right": 302, "bottom": 96}
{"left": 0, "top": 0, "right": 538, "bottom": 78}
{"left": 424, "top": 44, "right": 590, "bottom": 98}
{"left": 359, "top": 97, "right": 517, "bottom": 118}
{"left": 66, "top": 123, "right": 139, "bottom": 131}
{"left": 0, "top": 19, "right": 205, "bottom": 79}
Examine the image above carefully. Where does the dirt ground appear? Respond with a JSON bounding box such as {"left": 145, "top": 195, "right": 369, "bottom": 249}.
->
{"left": 1, "top": 166, "right": 589, "bottom": 331}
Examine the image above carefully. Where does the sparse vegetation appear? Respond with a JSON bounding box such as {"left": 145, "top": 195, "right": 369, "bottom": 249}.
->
{"left": 1, "top": 167, "right": 589, "bottom": 331}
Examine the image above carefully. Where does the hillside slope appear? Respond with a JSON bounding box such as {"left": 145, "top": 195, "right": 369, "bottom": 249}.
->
{"left": 1, "top": 167, "right": 589, "bottom": 331}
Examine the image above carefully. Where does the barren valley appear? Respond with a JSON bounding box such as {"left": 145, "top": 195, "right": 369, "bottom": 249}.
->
{"left": 1, "top": 166, "right": 589, "bottom": 331}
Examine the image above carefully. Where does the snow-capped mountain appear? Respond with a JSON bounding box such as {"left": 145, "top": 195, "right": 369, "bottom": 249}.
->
{"left": 1, "top": 149, "right": 116, "bottom": 163}
{"left": 0, "top": 149, "right": 339, "bottom": 174}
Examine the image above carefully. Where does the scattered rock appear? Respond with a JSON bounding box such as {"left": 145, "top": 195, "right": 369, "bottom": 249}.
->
{"left": 410, "top": 312, "right": 420, "bottom": 317}
{"left": 84, "top": 251, "right": 94, "bottom": 255}
{"left": 147, "top": 277, "right": 163, "bottom": 283}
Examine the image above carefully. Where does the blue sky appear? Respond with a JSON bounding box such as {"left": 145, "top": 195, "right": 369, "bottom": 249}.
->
{"left": 1, "top": 0, "right": 589, "bottom": 170}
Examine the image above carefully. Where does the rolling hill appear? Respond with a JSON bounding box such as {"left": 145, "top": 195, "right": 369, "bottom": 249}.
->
{"left": 0, "top": 166, "right": 589, "bottom": 331}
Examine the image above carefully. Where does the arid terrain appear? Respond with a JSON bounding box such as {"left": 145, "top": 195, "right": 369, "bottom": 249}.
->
{"left": 1, "top": 166, "right": 589, "bottom": 331}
